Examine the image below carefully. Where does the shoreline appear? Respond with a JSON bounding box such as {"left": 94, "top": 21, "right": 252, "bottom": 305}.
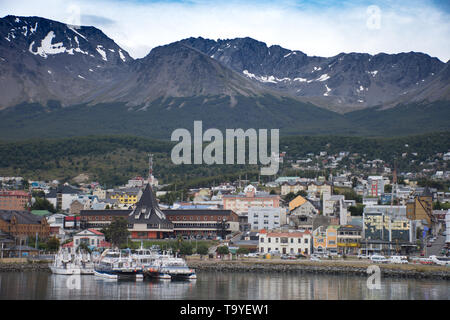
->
{"left": 185, "top": 258, "right": 450, "bottom": 280}
{"left": 1, "top": 259, "right": 449, "bottom": 280}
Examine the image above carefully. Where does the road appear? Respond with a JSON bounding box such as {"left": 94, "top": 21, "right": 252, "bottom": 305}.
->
{"left": 426, "top": 234, "right": 446, "bottom": 256}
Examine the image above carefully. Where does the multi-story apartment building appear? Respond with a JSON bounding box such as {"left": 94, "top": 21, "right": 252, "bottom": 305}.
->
{"left": 0, "top": 190, "right": 30, "bottom": 211}
{"left": 223, "top": 185, "right": 280, "bottom": 215}
{"left": 313, "top": 225, "right": 339, "bottom": 254}
{"left": 258, "top": 231, "right": 312, "bottom": 255}
{"left": 248, "top": 207, "right": 285, "bottom": 231}
{"left": 367, "top": 176, "right": 385, "bottom": 197}
{"left": 337, "top": 225, "right": 362, "bottom": 254}
{"left": 281, "top": 181, "right": 307, "bottom": 196}
{"left": 109, "top": 187, "right": 141, "bottom": 206}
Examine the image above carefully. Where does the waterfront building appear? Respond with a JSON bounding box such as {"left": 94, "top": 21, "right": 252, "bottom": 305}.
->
{"left": 337, "top": 225, "right": 362, "bottom": 255}
{"left": 164, "top": 209, "right": 239, "bottom": 239}
{"left": 127, "top": 184, "right": 173, "bottom": 240}
{"left": 312, "top": 225, "right": 339, "bottom": 254}
{"left": 0, "top": 190, "right": 30, "bottom": 211}
{"left": 73, "top": 228, "right": 106, "bottom": 249}
{"left": 258, "top": 230, "right": 312, "bottom": 255}
{"left": 362, "top": 209, "right": 414, "bottom": 255}
{"left": 0, "top": 210, "right": 50, "bottom": 240}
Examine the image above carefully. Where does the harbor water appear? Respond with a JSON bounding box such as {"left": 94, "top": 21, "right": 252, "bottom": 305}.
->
{"left": 0, "top": 270, "right": 448, "bottom": 300}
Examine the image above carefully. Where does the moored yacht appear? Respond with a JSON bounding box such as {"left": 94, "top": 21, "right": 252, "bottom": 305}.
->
{"left": 94, "top": 249, "right": 141, "bottom": 280}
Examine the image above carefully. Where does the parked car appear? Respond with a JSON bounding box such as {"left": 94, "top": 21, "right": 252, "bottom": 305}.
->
{"left": 357, "top": 253, "right": 370, "bottom": 259}
{"left": 426, "top": 242, "right": 432, "bottom": 247}
{"left": 310, "top": 254, "right": 321, "bottom": 261}
{"left": 389, "top": 256, "right": 408, "bottom": 264}
{"left": 419, "top": 258, "right": 433, "bottom": 265}
{"left": 370, "top": 255, "right": 389, "bottom": 263}
{"left": 429, "top": 255, "right": 450, "bottom": 266}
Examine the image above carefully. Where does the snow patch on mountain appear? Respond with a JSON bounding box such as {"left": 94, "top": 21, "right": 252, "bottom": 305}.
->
{"left": 96, "top": 45, "right": 107, "bottom": 61}
{"left": 316, "top": 74, "right": 330, "bottom": 82}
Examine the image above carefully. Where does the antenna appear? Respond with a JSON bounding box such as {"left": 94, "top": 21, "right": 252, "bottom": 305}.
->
{"left": 148, "top": 153, "right": 153, "bottom": 185}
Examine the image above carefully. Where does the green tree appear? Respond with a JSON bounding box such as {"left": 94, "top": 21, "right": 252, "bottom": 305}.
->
{"left": 103, "top": 217, "right": 130, "bottom": 248}
{"left": 31, "top": 197, "right": 56, "bottom": 213}
{"left": 179, "top": 242, "right": 193, "bottom": 255}
{"left": 196, "top": 243, "right": 209, "bottom": 256}
{"left": 348, "top": 204, "right": 365, "bottom": 216}
{"left": 217, "top": 246, "right": 229, "bottom": 255}
{"left": 46, "top": 237, "right": 60, "bottom": 251}
{"left": 237, "top": 247, "right": 249, "bottom": 255}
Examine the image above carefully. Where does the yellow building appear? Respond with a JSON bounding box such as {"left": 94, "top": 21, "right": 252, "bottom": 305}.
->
{"left": 289, "top": 195, "right": 307, "bottom": 212}
{"left": 406, "top": 188, "right": 433, "bottom": 224}
{"left": 313, "top": 225, "right": 338, "bottom": 254}
{"left": 109, "top": 189, "right": 140, "bottom": 205}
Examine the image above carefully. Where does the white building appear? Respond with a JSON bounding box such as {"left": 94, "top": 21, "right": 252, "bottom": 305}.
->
{"left": 367, "top": 176, "right": 385, "bottom": 197}
{"left": 248, "top": 207, "right": 285, "bottom": 230}
{"left": 73, "top": 229, "right": 106, "bottom": 249}
{"left": 258, "top": 231, "right": 312, "bottom": 255}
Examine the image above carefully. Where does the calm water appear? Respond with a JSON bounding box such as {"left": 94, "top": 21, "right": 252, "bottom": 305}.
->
{"left": 0, "top": 271, "right": 448, "bottom": 300}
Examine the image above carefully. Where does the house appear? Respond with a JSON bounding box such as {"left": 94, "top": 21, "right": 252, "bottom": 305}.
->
{"left": 73, "top": 229, "right": 106, "bottom": 250}
{"left": 45, "top": 185, "right": 81, "bottom": 211}
{"left": 289, "top": 196, "right": 317, "bottom": 216}
{"left": 258, "top": 230, "right": 312, "bottom": 255}
{"left": 281, "top": 181, "right": 307, "bottom": 196}
{"left": 307, "top": 181, "right": 332, "bottom": 197}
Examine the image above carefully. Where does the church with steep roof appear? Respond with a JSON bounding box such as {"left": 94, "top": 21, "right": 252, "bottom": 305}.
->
{"left": 127, "top": 183, "right": 174, "bottom": 239}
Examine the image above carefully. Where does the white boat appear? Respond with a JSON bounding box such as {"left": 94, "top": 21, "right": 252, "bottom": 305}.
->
{"left": 49, "top": 248, "right": 94, "bottom": 275}
{"left": 158, "top": 252, "right": 197, "bottom": 280}
{"left": 132, "top": 247, "right": 171, "bottom": 279}
{"left": 94, "top": 249, "right": 141, "bottom": 280}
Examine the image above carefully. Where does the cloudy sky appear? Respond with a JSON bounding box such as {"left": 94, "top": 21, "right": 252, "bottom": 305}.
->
{"left": 1, "top": 0, "right": 449, "bottom": 62}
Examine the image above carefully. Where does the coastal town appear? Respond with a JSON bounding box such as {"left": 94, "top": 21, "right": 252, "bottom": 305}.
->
{"left": 0, "top": 150, "right": 449, "bottom": 274}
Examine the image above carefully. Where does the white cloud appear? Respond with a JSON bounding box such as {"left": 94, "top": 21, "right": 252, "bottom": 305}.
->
{"left": 1, "top": 0, "right": 449, "bottom": 62}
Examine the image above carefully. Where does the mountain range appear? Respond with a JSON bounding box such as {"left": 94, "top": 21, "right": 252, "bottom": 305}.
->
{"left": 0, "top": 15, "right": 449, "bottom": 140}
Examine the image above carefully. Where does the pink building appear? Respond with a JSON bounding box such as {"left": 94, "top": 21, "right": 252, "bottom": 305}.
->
{"left": 222, "top": 185, "right": 280, "bottom": 215}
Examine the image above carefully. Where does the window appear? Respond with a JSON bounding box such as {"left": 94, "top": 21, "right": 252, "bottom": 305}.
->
{"left": 260, "top": 238, "right": 264, "bottom": 243}
{"left": 304, "top": 238, "right": 308, "bottom": 244}
{"left": 268, "top": 238, "right": 271, "bottom": 243}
